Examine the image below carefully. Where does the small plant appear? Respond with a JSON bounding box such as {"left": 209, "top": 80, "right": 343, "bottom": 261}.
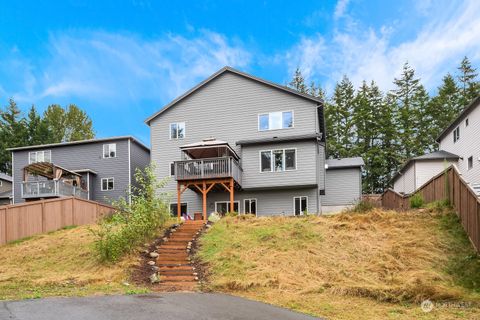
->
{"left": 409, "top": 193, "right": 424, "bottom": 209}
{"left": 352, "top": 200, "right": 375, "bottom": 213}
{"left": 91, "top": 165, "right": 171, "bottom": 262}
{"left": 208, "top": 212, "right": 221, "bottom": 223}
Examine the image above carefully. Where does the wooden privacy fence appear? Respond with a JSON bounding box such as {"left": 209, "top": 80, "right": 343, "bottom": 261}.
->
{"left": 382, "top": 165, "right": 480, "bottom": 252}
{"left": 0, "top": 197, "right": 115, "bottom": 245}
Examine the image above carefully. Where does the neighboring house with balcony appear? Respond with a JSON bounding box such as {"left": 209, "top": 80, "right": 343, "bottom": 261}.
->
{"left": 8, "top": 136, "right": 150, "bottom": 205}
{"left": 146, "top": 66, "right": 364, "bottom": 218}
{"left": 391, "top": 95, "right": 480, "bottom": 195}
{"left": 0, "top": 173, "right": 13, "bottom": 205}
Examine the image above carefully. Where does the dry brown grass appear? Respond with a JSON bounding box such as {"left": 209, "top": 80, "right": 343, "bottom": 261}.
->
{"left": 197, "top": 209, "right": 480, "bottom": 319}
{"left": 0, "top": 225, "right": 148, "bottom": 300}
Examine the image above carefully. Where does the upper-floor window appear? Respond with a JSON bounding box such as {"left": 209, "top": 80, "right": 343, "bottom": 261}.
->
{"left": 29, "top": 150, "right": 51, "bottom": 164}
{"left": 170, "top": 162, "right": 175, "bottom": 176}
{"left": 260, "top": 149, "right": 296, "bottom": 172}
{"left": 103, "top": 143, "right": 116, "bottom": 158}
{"left": 468, "top": 156, "right": 473, "bottom": 170}
{"left": 170, "top": 122, "right": 185, "bottom": 139}
{"left": 101, "top": 177, "right": 114, "bottom": 191}
{"left": 258, "top": 111, "right": 293, "bottom": 131}
{"left": 466, "top": 118, "right": 469, "bottom": 126}
{"left": 453, "top": 126, "right": 460, "bottom": 143}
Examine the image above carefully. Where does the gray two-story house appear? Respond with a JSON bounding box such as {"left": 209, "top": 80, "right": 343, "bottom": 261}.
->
{"left": 9, "top": 136, "right": 150, "bottom": 205}
{"left": 0, "top": 173, "right": 12, "bottom": 205}
{"left": 146, "top": 67, "right": 363, "bottom": 218}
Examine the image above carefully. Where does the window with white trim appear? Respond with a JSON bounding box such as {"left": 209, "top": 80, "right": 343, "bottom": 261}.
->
{"left": 258, "top": 111, "right": 293, "bottom": 131}
{"left": 293, "top": 196, "right": 308, "bottom": 216}
{"left": 170, "top": 122, "right": 185, "bottom": 139}
{"left": 28, "top": 150, "right": 51, "bottom": 164}
{"left": 260, "top": 149, "right": 296, "bottom": 172}
{"left": 244, "top": 199, "right": 257, "bottom": 215}
{"left": 453, "top": 126, "right": 460, "bottom": 143}
{"left": 101, "top": 177, "right": 114, "bottom": 191}
{"left": 215, "top": 201, "right": 240, "bottom": 214}
{"left": 103, "top": 143, "right": 116, "bottom": 158}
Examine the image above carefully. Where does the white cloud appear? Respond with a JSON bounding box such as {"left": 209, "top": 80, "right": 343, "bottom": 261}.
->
{"left": 2, "top": 30, "right": 251, "bottom": 105}
{"left": 334, "top": 0, "right": 351, "bottom": 20}
{"left": 284, "top": 0, "right": 480, "bottom": 93}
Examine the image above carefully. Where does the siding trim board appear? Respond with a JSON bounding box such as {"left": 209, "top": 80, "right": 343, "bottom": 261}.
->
{"left": 236, "top": 133, "right": 321, "bottom": 146}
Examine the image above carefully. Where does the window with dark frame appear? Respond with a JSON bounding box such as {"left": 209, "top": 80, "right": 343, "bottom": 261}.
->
{"left": 468, "top": 156, "right": 473, "bottom": 170}
{"left": 466, "top": 118, "right": 469, "bottom": 126}
{"left": 170, "top": 203, "right": 188, "bottom": 217}
{"left": 294, "top": 196, "right": 308, "bottom": 216}
{"left": 170, "top": 162, "right": 175, "bottom": 176}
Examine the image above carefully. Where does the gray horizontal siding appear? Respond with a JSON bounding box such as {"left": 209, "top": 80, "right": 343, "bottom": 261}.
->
{"left": 150, "top": 71, "right": 322, "bottom": 204}
{"left": 321, "top": 168, "right": 361, "bottom": 206}
{"left": 0, "top": 180, "right": 12, "bottom": 194}
{"left": 130, "top": 141, "right": 151, "bottom": 191}
{"left": 11, "top": 138, "right": 149, "bottom": 205}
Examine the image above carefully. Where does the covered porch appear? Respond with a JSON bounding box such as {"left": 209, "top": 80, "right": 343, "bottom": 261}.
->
{"left": 174, "top": 138, "right": 242, "bottom": 220}
{"left": 21, "top": 162, "right": 88, "bottom": 200}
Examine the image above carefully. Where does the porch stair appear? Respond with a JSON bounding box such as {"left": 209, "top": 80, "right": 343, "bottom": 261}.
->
{"left": 153, "top": 220, "right": 205, "bottom": 291}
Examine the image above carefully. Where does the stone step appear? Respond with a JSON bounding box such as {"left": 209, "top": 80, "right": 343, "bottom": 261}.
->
{"left": 158, "top": 249, "right": 188, "bottom": 254}
{"left": 159, "top": 270, "right": 195, "bottom": 276}
{"left": 159, "top": 245, "right": 187, "bottom": 249}
{"left": 157, "top": 261, "right": 191, "bottom": 266}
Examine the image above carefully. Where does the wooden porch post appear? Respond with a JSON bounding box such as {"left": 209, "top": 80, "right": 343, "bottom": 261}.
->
{"left": 229, "top": 178, "right": 235, "bottom": 213}
{"left": 177, "top": 183, "right": 181, "bottom": 219}
{"left": 202, "top": 181, "right": 207, "bottom": 221}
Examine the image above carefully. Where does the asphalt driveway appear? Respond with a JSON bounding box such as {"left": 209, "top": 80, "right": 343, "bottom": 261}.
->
{"left": 0, "top": 292, "right": 320, "bottom": 320}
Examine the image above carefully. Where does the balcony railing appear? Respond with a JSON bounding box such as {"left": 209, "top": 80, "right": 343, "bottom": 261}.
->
{"left": 21, "top": 180, "right": 88, "bottom": 200}
{"left": 174, "top": 156, "right": 242, "bottom": 184}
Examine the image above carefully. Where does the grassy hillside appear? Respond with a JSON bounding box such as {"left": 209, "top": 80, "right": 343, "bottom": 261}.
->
{"left": 197, "top": 208, "right": 480, "bottom": 319}
{"left": 0, "top": 225, "right": 149, "bottom": 300}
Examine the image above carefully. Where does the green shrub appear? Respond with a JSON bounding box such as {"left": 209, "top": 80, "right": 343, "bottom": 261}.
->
{"left": 409, "top": 193, "right": 424, "bottom": 209}
{"left": 91, "top": 165, "right": 171, "bottom": 262}
{"left": 208, "top": 212, "right": 221, "bottom": 223}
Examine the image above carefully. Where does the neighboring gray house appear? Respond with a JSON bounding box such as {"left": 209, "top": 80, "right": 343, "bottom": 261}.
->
{"left": 0, "top": 173, "right": 13, "bottom": 205}
{"left": 9, "top": 136, "right": 150, "bottom": 205}
{"left": 392, "top": 95, "right": 480, "bottom": 195}
{"left": 146, "top": 66, "right": 363, "bottom": 218}
{"left": 391, "top": 150, "right": 459, "bottom": 194}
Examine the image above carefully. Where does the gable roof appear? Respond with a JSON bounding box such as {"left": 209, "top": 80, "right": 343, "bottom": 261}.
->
{"left": 7, "top": 136, "right": 150, "bottom": 152}
{"left": 390, "top": 150, "right": 459, "bottom": 183}
{"left": 436, "top": 95, "right": 480, "bottom": 142}
{"left": 145, "top": 66, "right": 324, "bottom": 125}
{"left": 326, "top": 157, "right": 364, "bottom": 169}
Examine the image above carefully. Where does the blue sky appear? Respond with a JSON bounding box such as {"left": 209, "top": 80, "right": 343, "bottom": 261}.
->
{"left": 0, "top": 0, "right": 478, "bottom": 145}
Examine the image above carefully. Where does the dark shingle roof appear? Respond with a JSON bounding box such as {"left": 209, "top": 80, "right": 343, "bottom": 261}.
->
{"left": 326, "top": 157, "right": 364, "bottom": 169}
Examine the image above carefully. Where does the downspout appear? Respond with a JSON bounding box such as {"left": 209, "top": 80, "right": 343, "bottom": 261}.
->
{"left": 11, "top": 152, "right": 14, "bottom": 204}
{"left": 128, "top": 139, "right": 132, "bottom": 205}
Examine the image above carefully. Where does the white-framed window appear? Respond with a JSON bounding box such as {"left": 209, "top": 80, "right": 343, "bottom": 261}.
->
{"left": 244, "top": 199, "right": 257, "bottom": 215}
{"left": 260, "top": 149, "right": 296, "bottom": 172}
{"left": 215, "top": 201, "right": 240, "bottom": 214}
{"left": 170, "top": 122, "right": 186, "bottom": 139}
{"left": 103, "top": 143, "right": 117, "bottom": 158}
{"left": 468, "top": 156, "right": 473, "bottom": 170}
{"left": 293, "top": 196, "right": 308, "bottom": 216}
{"left": 101, "top": 177, "right": 114, "bottom": 191}
{"left": 453, "top": 126, "right": 460, "bottom": 143}
{"left": 258, "top": 111, "right": 293, "bottom": 131}
{"left": 28, "top": 150, "right": 52, "bottom": 164}
{"left": 170, "top": 162, "right": 175, "bottom": 176}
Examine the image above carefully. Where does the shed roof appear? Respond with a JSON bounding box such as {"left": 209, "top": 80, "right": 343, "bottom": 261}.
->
{"left": 144, "top": 66, "right": 323, "bottom": 125}
{"left": 326, "top": 157, "right": 364, "bottom": 169}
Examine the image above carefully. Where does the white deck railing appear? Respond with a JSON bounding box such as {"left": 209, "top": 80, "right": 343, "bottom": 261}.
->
{"left": 21, "top": 180, "right": 88, "bottom": 200}
{"left": 174, "top": 156, "right": 242, "bottom": 184}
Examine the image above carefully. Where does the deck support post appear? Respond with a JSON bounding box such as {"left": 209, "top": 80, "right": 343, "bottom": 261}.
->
{"left": 229, "top": 178, "right": 235, "bottom": 213}
{"left": 202, "top": 181, "right": 207, "bottom": 221}
{"left": 177, "top": 183, "right": 181, "bottom": 219}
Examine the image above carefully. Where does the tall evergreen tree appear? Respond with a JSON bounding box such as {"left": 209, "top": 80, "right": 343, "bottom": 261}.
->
{"left": 391, "top": 62, "right": 429, "bottom": 160}
{"left": 26, "top": 105, "right": 51, "bottom": 145}
{"left": 0, "top": 99, "right": 28, "bottom": 173}
{"left": 289, "top": 68, "right": 307, "bottom": 93}
{"left": 457, "top": 56, "right": 480, "bottom": 108}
